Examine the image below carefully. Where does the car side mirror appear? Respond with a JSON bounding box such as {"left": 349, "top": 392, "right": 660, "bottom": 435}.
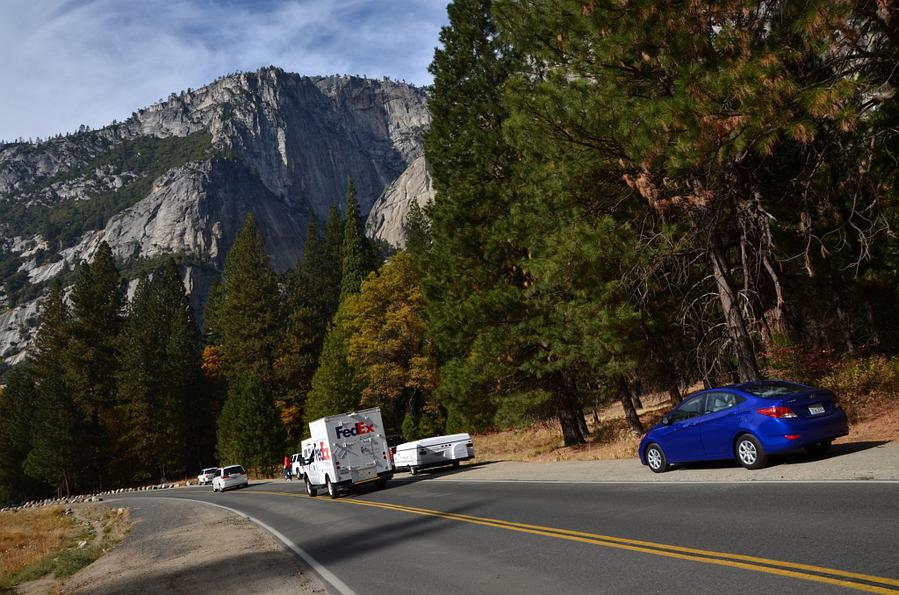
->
{"left": 660, "top": 416, "right": 670, "bottom": 425}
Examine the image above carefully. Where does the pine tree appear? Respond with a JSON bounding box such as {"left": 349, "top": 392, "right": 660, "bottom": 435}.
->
{"left": 65, "top": 242, "right": 123, "bottom": 488}
{"left": 279, "top": 219, "right": 334, "bottom": 440}
{"left": 216, "top": 376, "right": 284, "bottom": 475}
{"left": 403, "top": 200, "right": 432, "bottom": 260}
{"left": 22, "top": 282, "right": 84, "bottom": 496}
{"left": 206, "top": 214, "right": 282, "bottom": 388}
{"left": 117, "top": 259, "right": 202, "bottom": 481}
{"left": 304, "top": 308, "right": 362, "bottom": 425}
{"left": 339, "top": 179, "right": 376, "bottom": 302}
{"left": 0, "top": 369, "right": 44, "bottom": 504}
{"left": 323, "top": 204, "right": 344, "bottom": 312}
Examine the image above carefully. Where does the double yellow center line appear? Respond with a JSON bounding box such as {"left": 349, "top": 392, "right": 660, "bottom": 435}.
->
{"left": 256, "top": 490, "right": 899, "bottom": 593}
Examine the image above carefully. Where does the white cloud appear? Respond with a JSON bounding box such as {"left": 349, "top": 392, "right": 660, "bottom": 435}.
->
{"left": 0, "top": 0, "right": 446, "bottom": 141}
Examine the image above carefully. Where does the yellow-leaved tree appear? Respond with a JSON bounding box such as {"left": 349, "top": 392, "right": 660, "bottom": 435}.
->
{"left": 343, "top": 252, "right": 439, "bottom": 439}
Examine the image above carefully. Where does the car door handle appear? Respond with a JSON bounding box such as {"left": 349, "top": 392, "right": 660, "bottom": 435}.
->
{"left": 685, "top": 422, "right": 699, "bottom": 427}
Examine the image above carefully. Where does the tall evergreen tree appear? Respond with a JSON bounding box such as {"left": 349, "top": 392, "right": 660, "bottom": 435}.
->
{"left": 205, "top": 214, "right": 282, "bottom": 388}
{"left": 117, "top": 260, "right": 202, "bottom": 481}
{"left": 304, "top": 304, "right": 362, "bottom": 426}
{"left": 216, "top": 375, "right": 284, "bottom": 475}
{"left": 0, "top": 369, "right": 44, "bottom": 504}
{"left": 339, "top": 179, "right": 376, "bottom": 302}
{"left": 22, "top": 282, "right": 84, "bottom": 496}
{"left": 323, "top": 203, "right": 344, "bottom": 310}
{"left": 403, "top": 200, "right": 432, "bottom": 260}
{"left": 65, "top": 242, "right": 123, "bottom": 488}
{"left": 279, "top": 219, "right": 334, "bottom": 440}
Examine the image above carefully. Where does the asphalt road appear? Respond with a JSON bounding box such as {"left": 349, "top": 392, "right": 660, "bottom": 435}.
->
{"left": 116, "top": 478, "right": 899, "bottom": 594}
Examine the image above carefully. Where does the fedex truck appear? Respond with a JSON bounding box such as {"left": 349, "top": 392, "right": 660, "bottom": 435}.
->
{"left": 302, "top": 407, "right": 394, "bottom": 498}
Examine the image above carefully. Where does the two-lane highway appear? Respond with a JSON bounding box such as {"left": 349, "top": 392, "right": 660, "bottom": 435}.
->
{"left": 116, "top": 478, "right": 899, "bottom": 594}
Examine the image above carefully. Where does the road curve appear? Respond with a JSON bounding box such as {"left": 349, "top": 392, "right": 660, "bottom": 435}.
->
{"left": 116, "top": 478, "right": 899, "bottom": 594}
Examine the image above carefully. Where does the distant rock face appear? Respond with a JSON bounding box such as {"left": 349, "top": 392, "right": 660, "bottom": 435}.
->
{"left": 366, "top": 155, "right": 435, "bottom": 248}
{"left": 0, "top": 67, "right": 431, "bottom": 366}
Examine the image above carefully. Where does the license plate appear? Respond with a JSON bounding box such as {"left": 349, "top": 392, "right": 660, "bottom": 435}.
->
{"left": 808, "top": 404, "right": 825, "bottom": 415}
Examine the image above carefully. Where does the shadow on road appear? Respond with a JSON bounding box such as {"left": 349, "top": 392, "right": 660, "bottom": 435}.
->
{"left": 389, "top": 461, "right": 496, "bottom": 483}
{"left": 670, "top": 440, "right": 890, "bottom": 472}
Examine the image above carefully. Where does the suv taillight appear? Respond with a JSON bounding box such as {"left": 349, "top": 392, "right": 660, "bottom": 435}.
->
{"left": 756, "top": 406, "right": 797, "bottom": 418}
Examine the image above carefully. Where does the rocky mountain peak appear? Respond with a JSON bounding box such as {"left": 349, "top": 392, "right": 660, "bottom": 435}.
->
{"left": 0, "top": 66, "right": 435, "bottom": 369}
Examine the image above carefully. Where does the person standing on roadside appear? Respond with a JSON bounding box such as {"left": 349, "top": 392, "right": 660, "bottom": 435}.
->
{"left": 283, "top": 455, "right": 292, "bottom": 481}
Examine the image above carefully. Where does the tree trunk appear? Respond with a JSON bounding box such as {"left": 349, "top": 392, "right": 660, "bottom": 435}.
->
{"left": 709, "top": 238, "right": 760, "bottom": 382}
{"left": 556, "top": 380, "right": 587, "bottom": 446}
{"left": 668, "top": 384, "right": 683, "bottom": 406}
{"left": 577, "top": 407, "right": 590, "bottom": 438}
{"left": 618, "top": 378, "right": 644, "bottom": 435}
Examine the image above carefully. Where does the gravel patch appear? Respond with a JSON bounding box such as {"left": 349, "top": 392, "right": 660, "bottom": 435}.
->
{"left": 60, "top": 499, "right": 325, "bottom": 594}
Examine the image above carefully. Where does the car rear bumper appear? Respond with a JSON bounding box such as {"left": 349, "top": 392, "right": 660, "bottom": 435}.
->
{"left": 757, "top": 410, "right": 849, "bottom": 453}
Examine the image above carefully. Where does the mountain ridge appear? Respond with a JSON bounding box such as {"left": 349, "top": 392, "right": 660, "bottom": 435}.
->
{"left": 0, "top": 66, "right": 435, "bottom": 369}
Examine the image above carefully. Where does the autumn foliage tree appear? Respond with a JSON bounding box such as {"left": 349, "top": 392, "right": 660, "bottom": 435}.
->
{"left": 344, "top": 253, "right": 438, "bottom": 434}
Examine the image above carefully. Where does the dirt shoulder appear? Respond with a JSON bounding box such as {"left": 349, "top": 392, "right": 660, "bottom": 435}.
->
{"left": 58, "top": 499, "right": 325, "bottom": 595}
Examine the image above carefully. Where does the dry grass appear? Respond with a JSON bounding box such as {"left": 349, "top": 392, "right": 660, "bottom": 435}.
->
{"left": 473, "top": 392, "right": 671, "bottom": 463}
{"left": 0, "top": 505, "right": 131, "bottom": 592}
{"left": 0, "top": 507, "right": 81, "bottom": 588}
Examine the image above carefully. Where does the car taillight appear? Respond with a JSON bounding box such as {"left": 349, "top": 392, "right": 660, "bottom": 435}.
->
{"left": 756, "top": 406, "right": 798, "bottom": 418}
{"left": 222, "top": 474, "right": 229, "bottom": 479}
{"left": 785, "top": 434, "right": 801, "bottom": 440}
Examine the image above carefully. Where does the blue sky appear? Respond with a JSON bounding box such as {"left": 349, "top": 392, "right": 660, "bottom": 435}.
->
{"left": 0, "top": 0, "right": 448, "bottom": 141}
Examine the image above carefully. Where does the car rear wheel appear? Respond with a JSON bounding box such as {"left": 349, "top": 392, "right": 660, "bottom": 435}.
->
{"left": 804, "top": 441, "right": 832, "bottom": 456}
{"left": 736, "top": 434, "right": 768, "bottom": 469}
{"left": 305, "top": 477, "right": 317, "bottom": 497}
{"left": 645, "top": 443, "right": 669, "bottom": 473}
{"left": 326, "top": 476, "right": 338, "bottom": 499}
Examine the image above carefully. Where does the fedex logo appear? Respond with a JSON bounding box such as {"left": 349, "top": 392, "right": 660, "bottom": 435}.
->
{"left": 335, "top": 422, "right": 375, "bottom": 439}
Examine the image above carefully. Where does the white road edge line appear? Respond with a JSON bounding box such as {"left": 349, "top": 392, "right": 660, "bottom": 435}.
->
{"left": 107, "top": 496, "right": 356, "bottom": 595}
{"left": 391, "top": 478, "right": 899, "bottom": 485}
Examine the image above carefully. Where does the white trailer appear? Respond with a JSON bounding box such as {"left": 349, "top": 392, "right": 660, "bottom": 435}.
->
{"left": 392, "top": 433, "right": 475, "bottom": 475}
{"left": 302, "top": 407, "right": 394, "bottom": 498}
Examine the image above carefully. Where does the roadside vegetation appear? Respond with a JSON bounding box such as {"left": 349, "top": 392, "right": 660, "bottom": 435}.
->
{"left": 0, "top": 505, "right": 131, "bottom": 592}
{"left": 1, "top": 0, "right": 898, "bottom": 505}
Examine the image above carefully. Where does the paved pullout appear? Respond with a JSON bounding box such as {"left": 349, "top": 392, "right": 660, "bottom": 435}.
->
{"left": 453, "top": 441, "right": 899, "bottom": 483}
{"left": 116, "top": 478, "right": 899, "bottom": 594}
{"left": 62, "top": 498, "right": 325, "bottom": 594}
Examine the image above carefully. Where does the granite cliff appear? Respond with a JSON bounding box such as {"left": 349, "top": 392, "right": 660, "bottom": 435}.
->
{"left": 0, "top": 67, "right": 435, "bottom": 368}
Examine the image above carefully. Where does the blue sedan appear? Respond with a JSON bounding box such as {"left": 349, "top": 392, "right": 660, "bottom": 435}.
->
{"left": 639, "top": 380, "right": 849, "bottom": 472}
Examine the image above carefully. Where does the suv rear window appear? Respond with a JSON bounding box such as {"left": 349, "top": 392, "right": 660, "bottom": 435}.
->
{"left": 224, "top": 465, "right": 245, "bottom": 475}
{"left": 740, "top": 381, "right": 806, "bottom": 398}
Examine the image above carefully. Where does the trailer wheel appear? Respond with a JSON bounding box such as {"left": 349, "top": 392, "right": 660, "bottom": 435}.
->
{"left": 305, "top": 477, "right": 317, "bottom": 497}
{"left": 326, "top": 476, "right": 338, "bottom": 499}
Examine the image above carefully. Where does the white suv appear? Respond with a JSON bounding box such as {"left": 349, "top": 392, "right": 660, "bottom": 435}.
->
{"left": 197, "top": 467, "right": 219, "bottom": 485}
{"left": 212, "top": 465, "right": 249, "bottom": 492}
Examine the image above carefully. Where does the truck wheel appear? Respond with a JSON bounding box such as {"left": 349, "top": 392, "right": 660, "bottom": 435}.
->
{"left": 326, "top": 476, "right": 338, "bottom": 499}
{"left": 452, "top": 461, "right": 460, "bottom": 468}
{"left": 305, "top": 477, "right": 317, "bottom": 497}
{"left": 409, "top": 466, "right": 419, "bottom": 476}
{"left": 376, "top": 477, "right": 387, "bottom": 489}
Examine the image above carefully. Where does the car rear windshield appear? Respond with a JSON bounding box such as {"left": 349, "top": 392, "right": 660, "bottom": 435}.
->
{"left": 740, "top": 381, "right": 806, "bottom": 398}
{"left": 203, "top": 468, "right": 217, "bottom": 474}
{"left": 224, "top": 466, "right": 245, "bottom": 475}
